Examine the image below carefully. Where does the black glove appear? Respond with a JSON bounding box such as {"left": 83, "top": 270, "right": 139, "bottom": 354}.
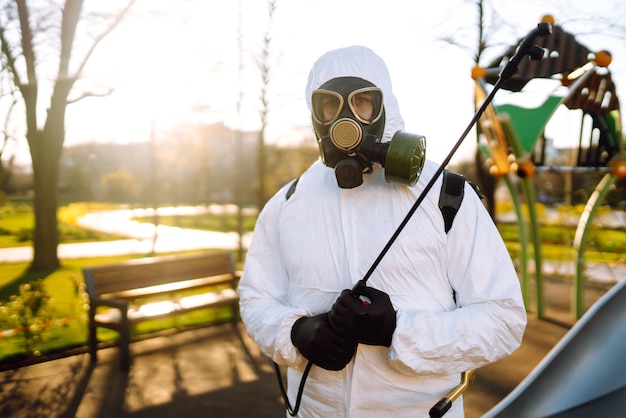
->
{"left": 290, "top": 313, "right": 357, "bottom": 371}
{"left": 328, "top": 286, "right": 397, "bottom": 347}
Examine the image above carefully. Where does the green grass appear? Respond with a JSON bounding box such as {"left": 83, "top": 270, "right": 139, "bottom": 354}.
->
{"left": 498, "top": 223, "right": 626, "bottom": 264}
{"left": 0, "top": 208, "right": 33, "bottom": 247}
{"left": 0, "top": 201, "right": 127, "bottom": 248}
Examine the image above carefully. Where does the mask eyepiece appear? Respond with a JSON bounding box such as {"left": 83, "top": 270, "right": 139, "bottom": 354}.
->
{"left": 311, "top": 90, "right": 343, "bottom": 126}
{"left": 311, "top": 87, "right": 383, "bottom": 127}
{"left": 347, "top": 87, "right": 383, "bottom": 125}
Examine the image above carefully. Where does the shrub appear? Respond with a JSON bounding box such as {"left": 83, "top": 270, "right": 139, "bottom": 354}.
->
{"left": 0, "top": 281, "right": 55, "bottom": 357}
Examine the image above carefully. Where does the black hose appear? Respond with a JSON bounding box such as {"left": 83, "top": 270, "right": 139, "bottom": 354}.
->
{"left": 274, "top": 360, "right": 312, "bottom": 416}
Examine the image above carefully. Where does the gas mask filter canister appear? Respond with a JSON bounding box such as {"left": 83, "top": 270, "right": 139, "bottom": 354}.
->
{"left": 312, "top": 77, "right": 426, "bottom": 188}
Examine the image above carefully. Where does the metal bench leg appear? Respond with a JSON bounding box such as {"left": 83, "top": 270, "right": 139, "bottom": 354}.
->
{"left": 231, "top": 304, "right": 239, "bottom": 327}
{"left": 88, "top": 307, "right": 98, "bottom": 363}
{"left": 120, "top": 313, "right": 130, "bottom": 370}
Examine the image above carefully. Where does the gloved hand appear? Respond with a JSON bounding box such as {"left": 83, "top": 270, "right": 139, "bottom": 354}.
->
{"left": 328, "top": 286, "right": 397, "bottom": 347}
{"left": 290, "top": 313, "right": 357, "bottom": 371}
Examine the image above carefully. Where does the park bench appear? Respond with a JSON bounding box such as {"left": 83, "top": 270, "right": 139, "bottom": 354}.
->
{"left": 83, "top": 251, "right": 240, "bottom": 370}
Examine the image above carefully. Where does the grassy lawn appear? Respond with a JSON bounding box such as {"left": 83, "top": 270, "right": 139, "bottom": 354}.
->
{"left": 498, "top": 223, "right": 626, "bottom": 264}
{"left": 0, "top": 201, "right": 127, "bottom": 248}
{"left": 0, "top": 206, "right": 34, "bottom": 247}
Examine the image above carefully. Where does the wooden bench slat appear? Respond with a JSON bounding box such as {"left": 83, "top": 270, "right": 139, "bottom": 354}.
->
{"left": 94, "top": 289, "right": 239, "bottom": 324}
{"left": 86, "top": 253, "right": 235, "bottom": 295}
{"left": 99, "top": 273, "right": 236, "bottom": 301}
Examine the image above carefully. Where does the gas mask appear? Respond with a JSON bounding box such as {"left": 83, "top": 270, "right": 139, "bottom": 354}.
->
{"left": 312, "top": 77, "right": 426, "bottom": 188}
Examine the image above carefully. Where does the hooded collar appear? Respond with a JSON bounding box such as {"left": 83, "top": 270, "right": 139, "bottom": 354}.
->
{"left": 305, "top": 46, "right": 404, "bottom": 143}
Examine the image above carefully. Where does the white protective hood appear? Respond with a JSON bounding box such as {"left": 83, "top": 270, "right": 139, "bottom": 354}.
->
{"left": 305, "top": 45, "right": 404, "bottom": 142}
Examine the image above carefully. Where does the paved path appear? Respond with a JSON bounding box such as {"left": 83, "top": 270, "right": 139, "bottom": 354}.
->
{"left": 0, "top": 206, "right": 253, "bottom": 263}
{"left": 0, "top": 316, "right": 570, "bottom": 418}
{"left": 0, "top": 324, "right": 285, "bottom": 418}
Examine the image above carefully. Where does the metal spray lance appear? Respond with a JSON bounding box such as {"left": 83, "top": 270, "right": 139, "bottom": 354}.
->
{"left": 351, "top": 21, "right": 552, "bottom": 298}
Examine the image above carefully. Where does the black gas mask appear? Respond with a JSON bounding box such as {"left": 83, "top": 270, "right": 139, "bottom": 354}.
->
{"left": 312, "top": 77, "right": 426, "bottom": 189}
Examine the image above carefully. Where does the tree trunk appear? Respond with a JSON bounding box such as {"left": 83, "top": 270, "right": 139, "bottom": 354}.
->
{"left": 30, "top": 128, "right": 63, "bottom": 271}
{"left": 29, "top": 80, "right": 70, "bottom": 271}
{"left": 5, "top": 0, "right": 130, "bottom": 270}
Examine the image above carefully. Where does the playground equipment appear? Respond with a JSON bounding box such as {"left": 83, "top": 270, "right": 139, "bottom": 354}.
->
{"left": 473, "top": 15, "right": 625, "bottom": 319}
{"left": 484, "top": 276, "right": 626, "bottom": 417}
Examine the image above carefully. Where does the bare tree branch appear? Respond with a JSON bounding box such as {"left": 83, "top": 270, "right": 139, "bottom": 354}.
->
{"left": 0, "top": 26, "right": 23, "bottom": 87}
{"left": 66, "top": 85, "right": 113, "bottom": 105}
{"left": 0, "top": 96, "right": 18, "bottom": 156}
{"left": 15, "top": 0, "right": 38, "bottom": 139}
{"left": 58, "top": 0, "right": 83, "bottom": 81}
{"left": 71, "top": 0, "right": 136, "bottom": 81}
{"left": 16, "top": 0, "right": 36, "bottom": 84}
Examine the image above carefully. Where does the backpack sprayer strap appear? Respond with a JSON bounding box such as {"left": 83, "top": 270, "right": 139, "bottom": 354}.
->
{"left": 286, "top": 177, "right": 300, "bottom": 200}
{"left": 439, "top": 170, "right": 466, "bottom": 234}
{"left": 286, "top": 170, "right": 469, "bottom": 235}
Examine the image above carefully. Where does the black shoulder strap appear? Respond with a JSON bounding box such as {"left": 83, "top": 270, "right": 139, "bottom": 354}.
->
{"left": 287, "top": 171, "right": 469, "bottom": 235}
{"left": 285, "top": 177, "right": 300, "bottom": 201}
{"left": 439, "top": 170, "right": 465, "bottom": 234}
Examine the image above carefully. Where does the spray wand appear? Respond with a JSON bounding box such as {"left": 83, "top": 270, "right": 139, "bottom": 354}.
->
{"left": 352, "top": 21, "right": 552, "bottom": 297}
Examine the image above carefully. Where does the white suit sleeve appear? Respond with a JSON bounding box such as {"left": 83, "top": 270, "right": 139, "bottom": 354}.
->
{"left": 389, "top": 184, "right": 527, "bottom": 376}
{"left": 238, "top": 190, "right": 308, "bottom": 367}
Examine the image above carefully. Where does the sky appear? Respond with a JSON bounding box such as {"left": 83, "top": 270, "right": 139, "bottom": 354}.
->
{"left": 11, "top": 0, "right": 626, "bottom": 166}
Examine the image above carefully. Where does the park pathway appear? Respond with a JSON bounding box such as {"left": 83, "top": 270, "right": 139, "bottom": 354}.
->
{"left": 0, "top": 205, "right": 253, "bottom": 263}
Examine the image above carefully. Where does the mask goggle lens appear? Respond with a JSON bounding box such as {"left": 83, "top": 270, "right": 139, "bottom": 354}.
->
{"left": 312, "top": 87, "right": 383, "bottom": 126}
{"left": 348, "top": 87, "right": 383, "bottom": 124}
{"left": 312, "top": 90, "right": 343, "bottom": 126}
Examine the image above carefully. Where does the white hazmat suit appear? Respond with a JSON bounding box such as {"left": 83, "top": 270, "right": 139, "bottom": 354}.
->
{"left": 238, "top": 45, "right": 527, "bottom": 417}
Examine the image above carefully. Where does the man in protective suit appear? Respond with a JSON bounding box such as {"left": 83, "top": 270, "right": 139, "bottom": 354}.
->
{"left": 238, "top": 45, "right": 526, "bottom": 417}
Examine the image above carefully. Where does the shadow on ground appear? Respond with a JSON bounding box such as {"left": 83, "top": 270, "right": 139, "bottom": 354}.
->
{"left": 0, "top": 324, "right": 284, "bottom": 418}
